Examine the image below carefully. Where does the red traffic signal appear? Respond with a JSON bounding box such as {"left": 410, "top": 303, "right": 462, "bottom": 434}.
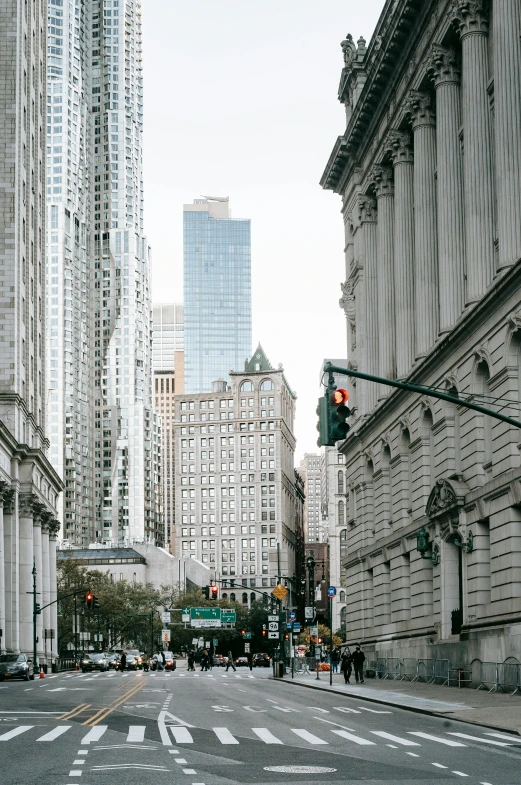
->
{"left": 332, "top": 388, "right": 348, "bottom": 405}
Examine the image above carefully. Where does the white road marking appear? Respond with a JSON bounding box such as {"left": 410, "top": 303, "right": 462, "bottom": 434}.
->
{"left": 409, "top": 732, "right": 466, "bottom": 746}
{"left": 432, "top": 763, "right": 448, "bottom": 769}
{"left": 81, "top": 726, "right": 107, "bottom": 744}
{"left": 291, "top": 729, "right": 328, "bottom": 745}
{"left": 0, "top": 726, "right": 33, "bottom": 740}
{"left": 331, "top": 730, "right": 376, "bottom": 746}
{"left": 37, "top": 726, "right": 71, "bottom": 741}
{"left": 485, "top": 732, "right": 521, "bottom": 743}
{"left": 169, "top": 727, "right": 193, "bottom": 743}
{"left": 370, "top": 731, "right": 421, "bottom": 746}
{"left": 213, "top": 727, "right": 239, "bottom": 744}
{"left": 127, "top": 726, "right": 146, "bottom": 743}
{"left": 448, "top": 732, "right": 511, "bottom": 747}
{"left": 252, "top": 727, "right": 283, "bottom": 744}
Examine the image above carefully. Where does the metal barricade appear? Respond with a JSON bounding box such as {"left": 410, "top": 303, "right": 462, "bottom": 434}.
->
{"left": 375, "top": 657, "right": 388, "bottom": 679}
{"left": 477, "top": 661, "right": 500, "bottom": 692}
{"left": 384, "top": 658, "right": 401, "bottom": 680}
{"left": 414, "top": 658, "right": 434, "bottom": 683}
{"left": 401, "top": 658, "right": 419, "bottom": 681}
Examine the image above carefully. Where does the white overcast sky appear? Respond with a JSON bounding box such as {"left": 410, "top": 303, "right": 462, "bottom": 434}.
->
{"left": 143, "top": 0, "right": 383, "bottom": 461}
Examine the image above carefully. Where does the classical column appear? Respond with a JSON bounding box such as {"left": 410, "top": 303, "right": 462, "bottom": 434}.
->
{"left": 385, "top": 131, "right": 415, "bottom": 377}
{"left": 49, "top": 520, "right": 59, "bottom": 663}
{"left": 18, "top": 493, "right": 36, "bottom": 655}
{"left": 493, "top": 0, "right": 521, "bottom": 267}
{"left": 358, "top": 196, "right": 378, "bottom": 411}
{"left": 3, "top": 489, "right": 18, "bottom": 652}
{"left": 405, "top": 91, "right": 439, "bottom": 357}
{"left": 41, "top": 516, "right": 51, "bottom": 667}
{"left": 427, "top": 45, "right": 466, "bottom": 332}
{"left": 0, "top": 480, "right": 10, "bottom": 653}
{"left": 451, "top": 0, "right": 495, "bottom": 300}
{"left": 371, "top": 166, "right": 396, "bottom": 394}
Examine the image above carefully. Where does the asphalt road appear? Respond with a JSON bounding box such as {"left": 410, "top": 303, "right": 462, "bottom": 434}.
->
{"left": 1, "top": 664, "right": 520, "bottom": 785}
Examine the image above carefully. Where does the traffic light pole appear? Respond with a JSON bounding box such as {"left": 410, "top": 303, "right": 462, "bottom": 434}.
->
{"left": 322, "top": 362, "right": 521, "bottom": 429}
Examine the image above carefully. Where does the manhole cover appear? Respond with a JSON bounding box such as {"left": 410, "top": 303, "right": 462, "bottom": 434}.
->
{"left": 264, "top": 766, "right": 337, "bottom": 774}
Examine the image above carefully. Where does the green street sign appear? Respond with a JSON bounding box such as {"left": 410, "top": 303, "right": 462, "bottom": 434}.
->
{"left": 190, "top": 607, "right": 221, "bottom": 620}
{"left": 221, "top": 609, "right": 236, "bottom": 624}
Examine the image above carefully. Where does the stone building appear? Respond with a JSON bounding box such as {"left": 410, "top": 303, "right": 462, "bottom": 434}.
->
{"left": 0, "top": 0, "right": 63, "bottom": 663}
{"left": 321, "top": 0, "right": 521, "bottom": 663}
{"left": 173, "top": 346, "right": 299, "bottom": 605}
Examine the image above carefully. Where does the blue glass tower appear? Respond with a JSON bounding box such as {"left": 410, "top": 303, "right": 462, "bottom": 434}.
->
{"left": 183, "top": 198, "right": 252, "bottom": 393}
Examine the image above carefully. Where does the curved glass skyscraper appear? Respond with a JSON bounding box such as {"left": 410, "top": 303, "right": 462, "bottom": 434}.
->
{"left": 183, "top": 197, "right": 252, "bottom": 393}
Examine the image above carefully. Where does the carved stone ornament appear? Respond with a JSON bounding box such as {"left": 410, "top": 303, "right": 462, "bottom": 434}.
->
{"left": 450, "top": 0, "right": 490, "bottom": 38}
{"left": 371, "top": 165, "right": 394, "bottom": 198}
{"left": 427, "top": 44, "right": 461, "bottom": 87}
{"left": 341, "top": 33, "right": 357, "bottom": 68}
{"left": 357, "top": 195, "right": 377, "bottom": 224}
{"left": 426, "top": 477, "right": 470, "bottom": 518}
{"left": 385, "top": 130, "right": 413, "bottom": 165}
{"left": 404, "top": 90, "right": 436, "bottom": 130}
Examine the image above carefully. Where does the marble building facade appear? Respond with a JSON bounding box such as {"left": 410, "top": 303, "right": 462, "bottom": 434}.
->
{"left": 321, "top": 0, "right": 521, "bottom": 663}
{"left": 1, "top": 0, "right": 63, "bottom": 663}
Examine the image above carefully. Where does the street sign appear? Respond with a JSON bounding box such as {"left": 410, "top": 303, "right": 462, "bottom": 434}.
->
{"left": 268, "top": 621, "right": 279, "bottom": 632}
{"left": 327, "top": 586, "right": 337, "bottom": 598}
{"left": 292, "top": 622, "right": 301, "bottom": 633}
{"left": 268, "top": 631, "right": 279, "bottom": 639}
{"left": 305, "top": 606, "right": 314, "bottom": 619}
{"left": 268, "top": 614, "right": 278, "bottom": 622}
{"left": 244, "top": 642, "right": 251, "bottom": 653}
{"left": 272, "top": 584, "right": 288, "bottom": 601}
{"left": 190, "top": 607, "right": 221, "bottom": 628}
{"left": 289, "top": 611, "right": 297, "bottom": 621}
{"left": 182, "top": 607, "right": 190, "bottom": 622}
{"left": 161, "top": 629, "right": 170, "bottom": 643}
{"left": 221, "top": 609, "right": 236, "bottom": 624}
{"left": 161, "top": 611, "right": 171, "bottom": 624}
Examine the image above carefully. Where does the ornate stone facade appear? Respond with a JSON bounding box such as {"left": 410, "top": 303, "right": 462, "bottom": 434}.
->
{"left": 0, "top": 0, "right": 63, "bottom": 663}
{"left": 321, "top": 0, "right": 521, "bottom": 663}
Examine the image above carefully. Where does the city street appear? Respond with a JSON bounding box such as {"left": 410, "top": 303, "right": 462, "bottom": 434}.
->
{"left": 1, "top": 664, "right": 520, "bottom": 785}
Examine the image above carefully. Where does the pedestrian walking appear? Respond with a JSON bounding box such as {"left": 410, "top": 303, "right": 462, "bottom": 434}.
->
{"left": 225, "top": 650, "right": 236, "bottom": 672}
{"left": 352, "top": 644, "right": 365, "bottom": 684}
{"left": 331, "top": 648, "right": 340, "bottom": 673}
{"left": 340, "top": 649, "right": 352, "bottom": 684}
{"left": 119, "top": 651, "right": 126, "bottom": 672}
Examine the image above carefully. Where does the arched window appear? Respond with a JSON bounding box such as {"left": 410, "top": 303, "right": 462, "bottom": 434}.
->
{"left": 337, "top": 470, "right": 344, "bottom": 494}
{"left": 242, "top": 592, "right": 248, "bottom": 604}
{"left": 260, "top": 379, "right": 274, "bottom": 391}
{"left": 240, "top": 380, "right": 254, "bottom": 392}
{"left": 230, "top": 592, "right": 236, "bottom": 602}
{"left": 338, "top": 500, "right": 345, "bottom": 526}
{"left": 340, "top": 529, "right": 347, "bottom": 561}
{"left": 339, "top": 590, "right": 346, "bottom": 602}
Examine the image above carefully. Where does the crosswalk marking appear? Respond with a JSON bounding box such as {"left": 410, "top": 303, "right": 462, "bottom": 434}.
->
{"left": 448, "top": 732, "right": 511, "bottom": 746}
{"left": 331, "top": 730, "right": 376, "bottom": 746}
{"left": 252, "top": 727, "right": 283, "bottom": 744}
{"left": 409, "top": 732, "right": 466, "bottom": 747}
{"left": 127, "top": 726, "right": 146, "bottom": 743}
{"left": 0, "top": 726, "right": 33, "bottom": 741}
{"left": 36, "top": 726, "right": 71, "bottom": 741}
{"left": 291, "top": 729, "right": 328, "bottom": 745}
{"left": 370, "top": 731, "right": 420, "bottom": 746}
{"left": 81, "top": 726, "right": 108, "bottom": 744}
{"left": 169, "top": 727, "right": 193, "bottom": 744}
{"left": 213, "top": 727, "right": 239, "bottom": 744}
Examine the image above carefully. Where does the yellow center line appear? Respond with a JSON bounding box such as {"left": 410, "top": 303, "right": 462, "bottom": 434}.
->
{"left": 87, "top": 681, "right": 145, "bottom": 726}
{"left": 58, "top": 703, "right": 89, "bottom": 721}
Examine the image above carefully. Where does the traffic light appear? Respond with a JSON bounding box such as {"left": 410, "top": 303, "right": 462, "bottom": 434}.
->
{"left": 316, "top": 385, "right": 351, "bottom": 447}
{"left": 93, "top": 596, "right": 100, "bottom": 610}
{"left": 210, "top": 584, "right": 219, "bottom": 600}
{"left": 203, "top": 586, "right": 210, "bottom": 600}
{"left": 85, "top": 592, "right": 93, "bottom": 610}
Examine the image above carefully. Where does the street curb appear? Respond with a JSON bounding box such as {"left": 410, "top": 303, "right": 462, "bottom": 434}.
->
{"left": 275, "top": 677, "right": 521, "bottom": 737}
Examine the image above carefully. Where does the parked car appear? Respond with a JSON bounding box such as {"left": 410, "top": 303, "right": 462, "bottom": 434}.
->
{"left": 235, "top": 656, "right": 249, "bottom": 667}
{"left": 0, "top": 653, "right": 35, "bottom": 681}
{"left": 81, "top": 653, "right": 109, "bottom": 673}
{"left": 253, "top": 652, "right": 271, "bottom": 667}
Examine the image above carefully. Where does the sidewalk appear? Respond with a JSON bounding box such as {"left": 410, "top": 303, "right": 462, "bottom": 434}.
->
{"left": 282, "top": 670, "right": 521, "bottom": 735}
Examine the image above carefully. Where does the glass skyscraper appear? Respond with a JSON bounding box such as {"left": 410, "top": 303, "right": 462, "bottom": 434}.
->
{"left": 183, "top": 197, "right": 252, "bottom": 393}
